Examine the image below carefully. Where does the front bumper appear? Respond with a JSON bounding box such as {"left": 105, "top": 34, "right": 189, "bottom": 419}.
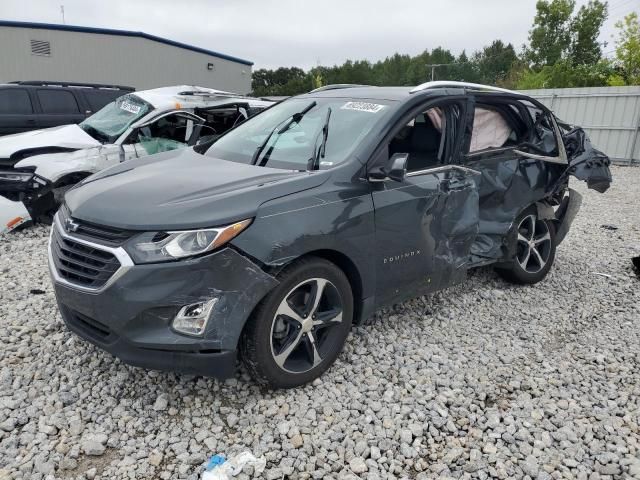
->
{"left": 57, "top": 302, "right": 238, "bottom": 378}
{"left": 0, "top": 195, "right": 31, "bottom": 234}
{"left": 49, "top": 220, "right": 278, "bottom": 379}
{"left": 0, "top": 173, "right": 55, "bottom": 225}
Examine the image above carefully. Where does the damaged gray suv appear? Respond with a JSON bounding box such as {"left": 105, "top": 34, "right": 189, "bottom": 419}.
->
{"left": 49, "top": 82, "right": 612, "bottom": 388}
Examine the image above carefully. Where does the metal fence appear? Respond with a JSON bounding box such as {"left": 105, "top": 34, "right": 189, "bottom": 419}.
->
{"left": 519, "top": 86, "right": 640, "bottom": 165}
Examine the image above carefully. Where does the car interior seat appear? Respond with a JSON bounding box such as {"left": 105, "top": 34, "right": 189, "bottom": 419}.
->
{"left": 406, "top": 120, "right": 441, "bottom": 171}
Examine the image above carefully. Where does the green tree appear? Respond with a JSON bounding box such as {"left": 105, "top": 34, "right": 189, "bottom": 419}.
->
{"left": 251, "top": 67, "right": 308, "bottom": 96}
{"left": 451, "top": 50, "right": 481, "bottom": 83}
{"left": 526, "top": 0, "right": 575, "bottom": 67}
{"left": 515, "top": 59, "right": 617, "bottom": 88}
{"left": 474, "top": 40, "right": 518, "bottom": 84}
{"left": 614, "top": 12, "right": 640, "bottom": 84}
{"left": 406, "top": 50, "right": 433, "bottom": 84}
{"left": 569, "top": 0, "right": 608, "bottom": 65}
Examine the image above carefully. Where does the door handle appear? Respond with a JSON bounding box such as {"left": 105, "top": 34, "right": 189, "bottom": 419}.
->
{"left": 26, "top": 119, "right": 36, "bottom": 124}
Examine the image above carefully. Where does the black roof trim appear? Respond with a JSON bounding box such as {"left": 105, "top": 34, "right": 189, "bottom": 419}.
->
{"left": 310, "top": 84, "right": 373, "bottom": 93}
{"left": 0, "top": 20, "right": 254, "bottom": 66}
{"left": 9, "top": 80, "right": 134, "bottom": 90}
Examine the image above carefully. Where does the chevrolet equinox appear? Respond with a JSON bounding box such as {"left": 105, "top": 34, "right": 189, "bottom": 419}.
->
{"left": 48, "top": 82, "right": 612, "bottom": 388}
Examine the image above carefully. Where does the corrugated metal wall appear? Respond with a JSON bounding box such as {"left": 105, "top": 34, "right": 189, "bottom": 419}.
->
{"left": 519, "top": 86, "right": 640, "bottom": 165}
{"left": 0, "top": 26, "right": 252, "bottom": 94}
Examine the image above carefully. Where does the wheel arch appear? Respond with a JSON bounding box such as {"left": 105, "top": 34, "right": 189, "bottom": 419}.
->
{"left": 303, "top": 249, "right": 365, "bottom": 323}
{"left": 258, "top": 248, "right": 366, "bottom": 326}
{"left": 52, "top": 171, "right": 93, "bottom": 187}
{"left": 499, "top": 200, "right": 556, "bottom": 264}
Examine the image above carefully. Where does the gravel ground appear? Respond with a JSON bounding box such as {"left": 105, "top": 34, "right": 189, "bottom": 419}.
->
{"left": 0, "top": 165, "right": 639, "bottom": 480}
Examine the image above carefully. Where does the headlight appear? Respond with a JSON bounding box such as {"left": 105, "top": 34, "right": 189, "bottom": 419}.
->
{"left": 125, "top": 219, "right": 252, "bottom": 264}
{"left": 0, "top": 171, "right": 34, "bottom": 182}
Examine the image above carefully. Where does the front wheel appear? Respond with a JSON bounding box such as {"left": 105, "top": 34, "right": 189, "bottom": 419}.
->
{"left": 240, "top": 257, "right": 353, "bottom": 388}
{"left": 496, "top": 207, "right": 556, "bottom": 284}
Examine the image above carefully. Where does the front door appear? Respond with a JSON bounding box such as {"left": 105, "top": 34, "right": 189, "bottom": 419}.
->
{"left": 122, "top": 112, "right": 203, "bottom": 158}
{"left": 371, "top": 99, "right": 480, "bottom": 306}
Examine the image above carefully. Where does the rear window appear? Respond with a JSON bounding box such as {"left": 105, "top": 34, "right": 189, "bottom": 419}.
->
{"left": 83, "top": 90, "right": 125, "bottom": 112}
{"left": 0, "top": 89, "right": 33, "bottom": 114}
{"left": 37, "top": 89, "right": 80, "bottom": 114}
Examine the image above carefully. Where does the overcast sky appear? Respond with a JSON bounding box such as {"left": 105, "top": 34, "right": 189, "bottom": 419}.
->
{"left": 0, "top": 0, "right": 632, "bottom": 70}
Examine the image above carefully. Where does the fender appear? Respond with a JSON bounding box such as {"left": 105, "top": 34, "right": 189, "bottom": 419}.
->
{"left": 13, "top": 146, "right": 116, "bottom": 183}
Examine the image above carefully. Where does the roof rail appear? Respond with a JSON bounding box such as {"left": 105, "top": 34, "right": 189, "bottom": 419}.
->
{"left": 9, "top": 80, "right": 135, "bottom": 91}
{"left": 310, "top": 84, "right": 372, "bottom": 93}
{"left": 177, "top": 89, "right": 242, "bottom": 99}
{"left": 410, "top": 81, "right": 516, "bottom": 95}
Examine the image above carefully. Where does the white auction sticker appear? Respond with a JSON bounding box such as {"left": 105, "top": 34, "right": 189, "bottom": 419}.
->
{"left": 120, "top": 101, "right": 141, "bottom": 114}
{"left": 341, "top": 101, "right": 385, "bottom": 113}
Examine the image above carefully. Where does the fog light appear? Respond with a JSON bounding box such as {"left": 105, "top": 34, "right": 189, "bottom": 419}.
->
{"left": 172, "top": 299, "right": 218, "bottom": 336}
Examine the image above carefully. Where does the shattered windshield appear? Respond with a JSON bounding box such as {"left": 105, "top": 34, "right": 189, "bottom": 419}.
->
{"left": 80, "top": 94, "right": 152, "bottom": 143}
{"left": 205, "top": 97, "right": 393, "bottom": 170}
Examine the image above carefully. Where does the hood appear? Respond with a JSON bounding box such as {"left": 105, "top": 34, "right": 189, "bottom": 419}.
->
{"left": 66, "top": 148, "right": 329, "bottom": 230}
{"left": 0, "top": 124, "right": 100, "bottom": 159}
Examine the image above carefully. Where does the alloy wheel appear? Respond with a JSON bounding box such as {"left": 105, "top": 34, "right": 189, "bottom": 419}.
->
{"left": 270, "top": 278, "right": 344, "bottom": 374}
{"left": 516, "top": 214, "right": 552, "bottom": 274}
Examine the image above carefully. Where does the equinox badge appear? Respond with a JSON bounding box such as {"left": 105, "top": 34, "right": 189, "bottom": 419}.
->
{"left": 384, "top": 250, "right": 421, "bottom": 264}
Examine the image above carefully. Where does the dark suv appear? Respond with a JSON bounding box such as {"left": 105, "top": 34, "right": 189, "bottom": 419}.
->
{"left": 0, "top": 81, "right": 133, "bottom": 135}
{"left": 48, "top": 82, "right": 611, "bottom": 388}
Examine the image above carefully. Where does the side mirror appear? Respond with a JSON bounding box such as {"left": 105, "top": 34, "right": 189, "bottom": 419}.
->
{"left": 369, "top": 153, "right": 408, "bottom": 182}
{"left": 387, "top": 153, "right": 408, "bottom": 182}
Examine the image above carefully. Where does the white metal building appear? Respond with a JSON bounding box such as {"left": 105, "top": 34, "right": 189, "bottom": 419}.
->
{"left": 520, "top": 86, "right": 640, "bottom": 165}
{"left": 0, "top": 20, "right": 253, "bottom": 94}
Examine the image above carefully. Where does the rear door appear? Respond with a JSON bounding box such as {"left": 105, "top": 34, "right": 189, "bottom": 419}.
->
{"left": 370, "top": 97, "right": 481, "bottom": 306}
{"left": 35, "top": 88, "right": 85, "bottom": 129}
{"left": 194, "top": 102, "right": 253, "bottom": 140}
{"left": 463, "top": 94, "right": 567, "bottom": 263}
{"left": 0, "top": 88, "right": 39, "bottom": 135}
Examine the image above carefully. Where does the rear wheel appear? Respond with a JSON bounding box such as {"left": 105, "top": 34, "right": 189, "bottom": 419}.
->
{"left": 240, "top": 257, "right": 353, "bottom": 388}
{"left": 496, "top": 207, "right": 556, "bottom": 284}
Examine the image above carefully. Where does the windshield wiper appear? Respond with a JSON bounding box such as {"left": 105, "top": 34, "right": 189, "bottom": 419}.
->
{"left": 307, "top": 107, "right": 332, "bottom": 171}
{"left": 251, "top": 101, "right": 317, "bottom": 166}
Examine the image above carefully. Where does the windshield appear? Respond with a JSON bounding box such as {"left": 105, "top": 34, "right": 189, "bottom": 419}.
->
{"left": 80, "top": 94, "right": 152, "bottom": 143}
{"left": 205, "top": 97, "right": 393, "bottom": 170}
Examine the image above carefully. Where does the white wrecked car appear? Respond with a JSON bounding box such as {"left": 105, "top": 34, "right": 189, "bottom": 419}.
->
{"left": 0, "top": 85, "right": 273, "bottom": 232}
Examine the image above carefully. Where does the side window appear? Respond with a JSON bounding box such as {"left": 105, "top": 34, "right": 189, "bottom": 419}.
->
{"left": 389, "top": 103, "right": 462, "bottom": 172}
{"left": 84, "top": 90, "right": 123, "bottom": 112}
{"left": 521, "top": 101, "right": 559, "bottom": 156}
{"left": 37, "top": 89, "right": 80, "bottom": 114}
{"left": 133, "top": 114, "right": 194, "bottom": 155}
{"left": 196, "top": 105, "right": 247, "bottom": 135}
{"left": 0, "top": 89, "right": 33, "bottom": 114}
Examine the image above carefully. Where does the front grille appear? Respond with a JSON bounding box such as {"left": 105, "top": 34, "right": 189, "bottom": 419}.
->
{"left": 51, "top": 226, "right": 121, "bottom": 288}
{"left": 59, "top": 205, "right": 133, "bottom": 246}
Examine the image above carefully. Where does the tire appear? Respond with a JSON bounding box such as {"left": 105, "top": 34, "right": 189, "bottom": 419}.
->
{"left": 496, "top": 206, "right": 556, "bottom": 285}
{"left": 240, "top": 257, "right": 353, "bottom": 388}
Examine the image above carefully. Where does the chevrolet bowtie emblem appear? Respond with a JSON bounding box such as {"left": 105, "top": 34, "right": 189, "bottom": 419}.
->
{"left": 65, "top": 218, "right": 80, "bottom": 232}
